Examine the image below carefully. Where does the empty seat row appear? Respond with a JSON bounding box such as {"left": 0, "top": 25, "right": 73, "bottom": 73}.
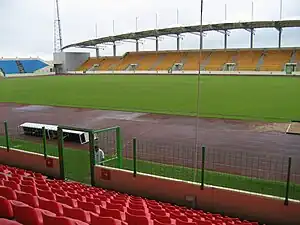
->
{"left": 0, "top": 185, "right": 259, "bottom": 225}
{"left": 0, "top": 164, "right": 261, "bottom": 225}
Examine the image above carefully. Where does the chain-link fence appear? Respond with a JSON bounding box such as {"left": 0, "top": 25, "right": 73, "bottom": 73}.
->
{"left": 0, "top": 121, "right": 58, "bottom": 157}
{"left": 106, "top": 137, "right": 300, "bottom": 201}
{"left": 1, "top": 120, "right": 299, "bottom": 201}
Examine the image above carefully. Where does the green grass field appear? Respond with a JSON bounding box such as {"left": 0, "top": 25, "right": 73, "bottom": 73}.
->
{"left": 1, "top": 136, "right": 299, "bottom": 200}
{"left": 0, "top": 75, "right": 299, "bottom": 121}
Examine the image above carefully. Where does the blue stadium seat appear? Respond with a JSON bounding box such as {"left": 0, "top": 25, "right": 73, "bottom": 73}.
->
{"left": 20, "top": 60, "right": 48, "bottom": 73}
{"left": 0, "top": 60, "right": 19, "bottom": 74}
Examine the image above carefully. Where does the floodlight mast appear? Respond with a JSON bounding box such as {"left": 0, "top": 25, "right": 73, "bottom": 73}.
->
{"left": 193, "top": 0, "right": 204, "bottom": 184}
{"left": 54, "top": 0, "right": 63, "bottom": 52}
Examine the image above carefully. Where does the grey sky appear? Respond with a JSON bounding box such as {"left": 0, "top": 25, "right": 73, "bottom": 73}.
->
{"left": 0, "top": 0, "right": 299, "bottom": 60}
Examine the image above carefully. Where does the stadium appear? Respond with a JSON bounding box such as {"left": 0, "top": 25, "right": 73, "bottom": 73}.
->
{"left": 0, "top": 0, "right": 300, "bottom": 225}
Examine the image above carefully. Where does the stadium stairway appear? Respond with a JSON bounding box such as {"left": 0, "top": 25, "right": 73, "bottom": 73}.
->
{"left": 205, "top": 51, "right": 236, "bottom": 71}
{"left": 235, "top": 50, "right": 262, "bottom": 71}
{"left": 78, "top": 58, "right": 103, "bottom": 71}
{"left": 19, "top": 60, "right": 48, "bottom": 73}
{"left": 294, "top": 50, "right": 300, "bottom": 70}
{"left": 0, "top": 164, "right": 262, "bottom": 225}
{"left": 154, "top": 52, "right": 186, "bottom": 71}
{"left": 259, "top": 50, "right": 293, "bottom": 71}
{"left": 148, "top": 54, "right": 165, "bottom": 71}
{"left": 97, "top": 57, "right": 122, "bottom": 71}
{"left": 256, "top": 52, "right": 265, "bottom": 71}
{"left": 15, "top": 61, "right": 25, "bottom": 73}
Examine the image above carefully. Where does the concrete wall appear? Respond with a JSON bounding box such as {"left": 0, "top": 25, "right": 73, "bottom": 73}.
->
{"left": 69, "top": 70, "right": 300, "bottom": 76}
{"left": 4, "top": 72, "right": 55, "bottom": 78}
{"left": 94, "top": 166, "right": 300, "bottom": 225}
{"left": 0, "top": 147, "right": 60, "bottom": 178}
{"left": 53, "top": 52, "right": 90, "bottom": 73}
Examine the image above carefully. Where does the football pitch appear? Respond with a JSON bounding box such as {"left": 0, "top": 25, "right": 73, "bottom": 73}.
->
{"left": 0, "top": 75, "right": 299, "bottom": 122}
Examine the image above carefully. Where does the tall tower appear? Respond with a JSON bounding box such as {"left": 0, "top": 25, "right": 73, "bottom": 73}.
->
{"left": 54, "top": 0, "right": 63, "bottom": 52}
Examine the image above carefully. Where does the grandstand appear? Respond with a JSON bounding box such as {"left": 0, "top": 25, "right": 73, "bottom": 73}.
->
{"left": 0, "top": 58, "right": 52, "bottom": 76}
{"left": 76, "top": 48, "right": 299, "bottom": 72}
{"left": 52, "top": 19, "right": 300, "bottom": 75}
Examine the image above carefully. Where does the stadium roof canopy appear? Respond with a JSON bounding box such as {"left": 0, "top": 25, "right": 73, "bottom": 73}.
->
{"left": 62, "top": 20, "right": 300, "bottom": 50}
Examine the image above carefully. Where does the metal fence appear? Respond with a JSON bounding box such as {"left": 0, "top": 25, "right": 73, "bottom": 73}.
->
{"left": 119, "top": 137, "right": 299, "bottom": 203}
{"left": 0, "top": 121, "right": 299, "bottom": 203}
{"left": 0, "top": 121, "right": 52, "bottom": 157}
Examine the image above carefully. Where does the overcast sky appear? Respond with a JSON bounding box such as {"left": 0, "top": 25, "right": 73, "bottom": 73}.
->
{"left": 0, "top": 0, "right": 300, "bottom": 60}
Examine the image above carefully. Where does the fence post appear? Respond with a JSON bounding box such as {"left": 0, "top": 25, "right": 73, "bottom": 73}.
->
{"left": 89, "top": 131, "right": 95, "bottom": 186}
{"left": 133, "top": 138, "right": 137, "bottom": 177}
{"left": 284, "top": 157, "right": 292, "bottom": 206}
{"left": 201, "top": 145, "right": 206, "bottom": 190}
{"left": 42, "top": 127, "right": 47, "bottom": 158}
{"left": 57, "top": 127, "right": 65, "bottom": 180}
{"left": 116, "top": 127, "right": 123, "bottom": 169}
{"left": 4, "top": 121, "right": 9, "bottom": 151}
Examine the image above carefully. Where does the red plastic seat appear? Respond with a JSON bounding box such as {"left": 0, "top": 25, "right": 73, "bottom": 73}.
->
{"left": 149, "top": 208, "right": 166, "bottom": 216}
{"left": 10, "top": 174, "right": 22, "bottom": 180}
{"left": 110, "top": 198, "right": 126, "bottom": 205}
{"left": 33, "top": 173, "right": 45, "bottom": 179}
{"left": 68, "top": 192, "right": 85, "bottom": 201}
{"left": 64, "top": 188, "right": 77, "bottom": 193}
{"left": 0, "top": 186, "right": 17, "bottom": 200}
{"left": 0, "top": 179, "right": 3, "bottom": 186}
{"left": 127, "top": 207, "right": 146, "bottom": 216}
{"left": 194, "top": 220, "right": 212, "bottom": 225}
{"left": 86, "top": 197, "right": 103, "bottom": 207}
{"left": 106, "top": 202, "right": 124, "bottom": 211}
{"left": 100, "top": 207, "right": 122, "bottom": 220}
{"left": 93, "top": 195, "right": 107, "bottom": 201}
{"left": 90, "top": 213, "right": 118, "bottom": 225}
{"left": 63, "top": 204, "right": 91, "bottom": 223}
{"left": 8, "top": 177, "right": 20, "bottom": 184}
{"left": 128, "top": 203, "right": 144, "bottom": 210}
{"left": 170, "top": 212, "right": 188, "bottom": 222}
{"left": 176, "top": 219, "right": 197, "bottom": 225}
{"left": 35, "top": 179, "right": 47, "bottom": 185}
{"left": 20, "top": 184, "right": 37, "bottom": 196}
{"left": 16, "top": 169, "right": 26, "bottom": 176}
{"left": 125, "top": 212, "right": 149, "bottom": 225}
{"left": 37, "top": 189, "right": 55, "bottom": 200}
{"left": 11, "top": 200, "right": 44, "bottom": 225}
{"left": 21, "top": 180, "right": 35, "bottom": 186}
{"left": 77, "top": 200, "right": 100, "bottom": 214}
{"left": 0, "top": 173, "right": 7, "bottom": 180}
{"left": 36, "top": 184, "right": 50, "bottom": 191}
{"left": 0, "top": 196, "right": 13, "bottom": 219}
{"left": 151, "top": 214, "right": 171, "bottom": 224}
{"left": 0, "top": 218, "right": 23, "bottom": 225}
{"left": 129, "top": 199, "right": 144, "bottom": 205}
{"left": 48, "top": 183, "right": 60, "bottom": 189}
{"left": 42, "top": 211, "right": 89, "bottom": 225}
{"left": 38, "top": 197, "right": 63, "bottom": 216}
{"left": 153, "top": 219, "right": 172, "bottom": 225}
{"left": 3, "top": 180, "right": 21, "bottom": 191}
{"left": 42, "top": 212, "right": 75, "bottom": 225}
{"left": 51, "top": 187, "right": 66, "bottom": 196}
{"left": 77, "top": 190, "right": 92, "bottom": 198}
{"left": 56, "top": 194, "right": 77, "bottom": 207}
{"left": 16, "top": 191, "right": 39, "bottom": 208}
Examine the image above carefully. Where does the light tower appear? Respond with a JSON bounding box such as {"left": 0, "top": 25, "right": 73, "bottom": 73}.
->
{"left": 54, "top": 0, "right": 63, "bottom": 52}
